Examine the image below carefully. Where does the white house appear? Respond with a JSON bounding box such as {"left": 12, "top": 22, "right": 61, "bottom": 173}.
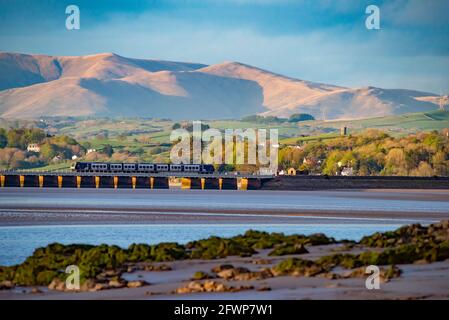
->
{"left": 27, "top": 144, "right": 41, "bottom": 153}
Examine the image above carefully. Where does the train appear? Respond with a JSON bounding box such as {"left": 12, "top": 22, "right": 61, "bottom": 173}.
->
{"left": 71, "top": 162, "right": 215, "bottom": 174}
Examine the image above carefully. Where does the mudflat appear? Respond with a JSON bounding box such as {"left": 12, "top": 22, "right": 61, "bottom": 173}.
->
{"left": 0, "top": 188, "right": 448, "bottom": 226}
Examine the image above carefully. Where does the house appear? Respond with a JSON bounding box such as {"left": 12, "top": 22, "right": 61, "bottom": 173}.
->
{"left": 51, "top": 155, "right": 62, "bottom": 162}
{"left": 341, "top": 167, "right": 354, "bottom": 176}
{"left": 27, "top": 144, "right": 41, "bottom": 153}
{"left": 259, "top": 167, "right": 277, "bottom": 175}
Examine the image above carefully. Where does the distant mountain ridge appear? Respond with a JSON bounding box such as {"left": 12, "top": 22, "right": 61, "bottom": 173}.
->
{"left": 0, "top": 52, "right": 440, "bottom": 120}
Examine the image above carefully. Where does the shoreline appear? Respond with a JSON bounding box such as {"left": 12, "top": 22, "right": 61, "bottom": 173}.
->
{"left": 0, "top": 209, "right": 441, "bottom": 226}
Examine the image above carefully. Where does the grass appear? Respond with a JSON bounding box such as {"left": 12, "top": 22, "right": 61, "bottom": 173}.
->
{"left": 23, "top": 162, "right": 72, "bottom": 172}
{"left": 280, "top": 132, "right": 341, "bottom": 145}
{"left": 316, "top": 110, "right": 449, "bottom": 132}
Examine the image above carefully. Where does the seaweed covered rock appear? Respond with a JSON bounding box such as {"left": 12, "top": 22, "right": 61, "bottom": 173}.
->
{"left": 217, "top": 267, "right": 251, "bottom": 280}
{"left": 342, "top": 265, "right": 401, "bottom": 282}
{"left": 191, "top": 271, "right": 213, "bottom": 280}
{"left": 187, "top": 237, "right": 256, "bottom": 259}
{"left": 0, "top": 242, "right": 184, "bottom": 287}
{"left": 215, "top": 266, "right": 273, "bottom": 281}
{"left": 360, "top": 221, "right": 449, "bottom": 248}
{"left": 231, "top": 230, "right": 335, "bottom": 250}
{"left": 272, "top": 258, "right": 324, "bottom": 277}
{"left": 211, "top": 264, "right": 234, "bottom": 273}
{"left": 141, "top": 263, "right": 172, "bottom": 272}
{"left": 268, "top": 243, "right": 308, "bottom": 256}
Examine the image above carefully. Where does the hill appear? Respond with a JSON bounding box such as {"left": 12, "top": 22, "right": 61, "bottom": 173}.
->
{"left": 0, "top": 52, "right": 441, "bottom": 120}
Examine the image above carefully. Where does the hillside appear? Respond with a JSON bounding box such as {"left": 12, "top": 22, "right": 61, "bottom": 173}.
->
{"left": 0, "top": 52, "right": 441, "bottom": 120}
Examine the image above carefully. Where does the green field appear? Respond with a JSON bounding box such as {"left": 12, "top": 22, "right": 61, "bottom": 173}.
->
{"left": 314, "top": 110, "right": 449, "bottom": 132}
{"left": 1, "top": 111, "right": 448, "bottom": 171}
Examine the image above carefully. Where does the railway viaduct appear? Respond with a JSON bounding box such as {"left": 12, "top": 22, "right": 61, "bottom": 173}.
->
{"left": 0, "top": 172, "right": 271, "bottom": 190}
{"left": 1, "top": 172, "right": 448, "bottom": 190}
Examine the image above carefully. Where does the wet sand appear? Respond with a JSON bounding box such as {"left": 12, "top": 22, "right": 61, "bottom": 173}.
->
{"left": 0, "top": 188, "right": 448, "bottom": 226}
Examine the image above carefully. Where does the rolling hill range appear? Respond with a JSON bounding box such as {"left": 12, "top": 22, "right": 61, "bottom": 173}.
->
{"left": 0, "top": 52, "right": 441, "bottom": 120}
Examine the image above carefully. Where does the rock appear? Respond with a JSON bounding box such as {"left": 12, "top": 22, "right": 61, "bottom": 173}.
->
{"left": 441, "top": 220, "right": 449, "bottom": 229}
{"left": 342, "top": 265, "right": 401, "bottom": 282}
{"left": 268, "top": 243, "right": 309, "bottom": 256}
{"left": 252, "top": 259, "right": 271, "bottom": 265}
{"left": 257, "top": 286, "right": 271, "bottom": 291}
{"left": 143, "top": 264, "right": 172, "bottom": 272}
{"left": 0, "top": 280, "right": 14, "bottom": 290}
{"left": 104, "top": 269, "right": 121, "bottom": 277}
{"left": 187, "top": 281, "right": 203, "bottom": 292}
{"left": 108, "top": 279, "right": 127, "bottom": 288}
{"left": 231, "top": 285, "right": 254, "bottom": 292}
{"left": 319, "top": 272, "right": 341, "bottom": 280}
{"left": 211, "top": 264, "right": 234, "bottom": 273}
{"left": 272, "top": 258, "right": 324, "bottom": 277}
{"left": 30, "top": 287, "right": 43, "bottom": 294}
{"left": 127, "top": 280, "right": 147, "bottom": 288}
{"left": 48, "top": 278, "right": 66, "bottom": 291}
{"left": 203, "top": 280, "right": 221, "bottom": 292}
{"left": 217, "top": 267, "right": 251, "bottom": 280}
{"left": 303, "top": 265, "right": 323, "bottom": 277}
{"left": 80, "top": 279, "right": 97, "bottom": 291}
{"left": 127, "top": 266, "right": 136, "bottom": 273}
{"left": 175, "top": 280, "right": 253, "bottom": 294}
{"left": 191, "top": 271, "right": 213, "bottom": 280}
{"left": 91, "top": 283, "right": 110, "bottom": 292}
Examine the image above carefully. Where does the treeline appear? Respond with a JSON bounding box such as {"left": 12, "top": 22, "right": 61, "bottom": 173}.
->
{"left": 279, "top": 129, "right": 449, "bottom": 176}
{"left": 0, "top": 128, "right": 83, "bottom": 169}
{"left": 242, "top": 113, "right": 315, "bottom": 124}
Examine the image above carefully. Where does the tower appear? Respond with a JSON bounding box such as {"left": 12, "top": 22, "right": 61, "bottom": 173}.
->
{"left": 439, "top": 95, "right": 448, "bottom": 111}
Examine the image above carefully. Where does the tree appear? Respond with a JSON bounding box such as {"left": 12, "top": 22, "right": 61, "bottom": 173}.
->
{"left": 6, "top": 130, "right": 23, "bottom": 149}
{"left": 0, "top": 132, "right": 7, "bottom": 148}
{"left": 410, "top": 161, "right": 434, "bottom": 177}
{"left": 322, "top": 150, "right": 345, "bottom": 175}
{"left": 385, "top": 148, "right": 408, "bottom": 175}
{"left": 432, "top": 151, "right": 448, "bottom": 176}
{"left": 24, "top": 129, "right": 46, "bottom": 145}
{"left": 103, "top": 144, "right": 114, "bottom": 157}
{"left": 39, "top": 143, "right": 57, "bottom": 160}
{"left": 288, "top": 113, "right": 315, "bottom": 122}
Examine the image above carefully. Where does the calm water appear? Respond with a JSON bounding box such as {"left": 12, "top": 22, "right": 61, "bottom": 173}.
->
{"left": 1, "top": 189, "right": 448, "bottom": 266}
{"left": 1, "top": 189, "right": 449, "bottom": 213}
{"left": 0, "top": 223, "right": 404, "bottom": 266}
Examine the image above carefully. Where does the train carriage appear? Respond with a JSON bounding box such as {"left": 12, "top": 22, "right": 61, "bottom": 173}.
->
{"left": 71, "top": 162, "right": 214, "bottom": 174}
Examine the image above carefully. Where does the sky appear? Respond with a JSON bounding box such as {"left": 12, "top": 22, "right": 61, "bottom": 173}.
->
{"left": 0, "top": 0, "right": 448, "bottom": 94}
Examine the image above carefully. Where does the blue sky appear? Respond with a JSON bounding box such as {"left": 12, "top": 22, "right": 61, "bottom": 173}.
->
{"left": 0, "top": 0, "right": 448, "bottom": 93}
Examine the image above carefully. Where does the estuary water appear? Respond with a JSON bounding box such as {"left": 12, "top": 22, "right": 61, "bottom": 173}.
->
{"left": 0, "top": 188, "right": 448, "bottom": 266}
{"left": 0, "top": 223, "right": 404, "bottom": 266}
